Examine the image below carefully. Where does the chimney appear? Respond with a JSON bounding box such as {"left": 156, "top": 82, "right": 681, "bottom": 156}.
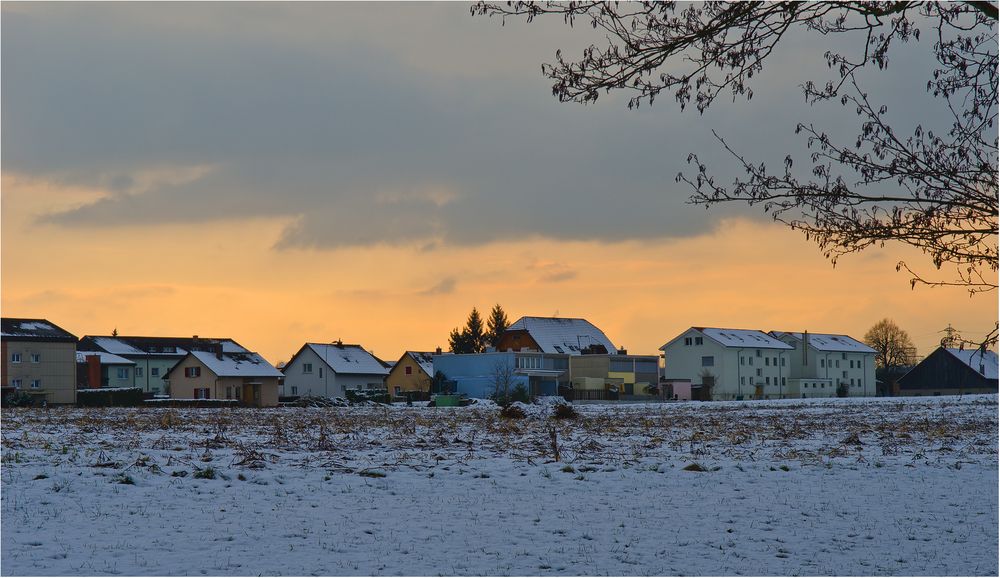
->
{"left": 435, "top": 347, "right": 442, "bottom": 355}
{"left": 617, "top": 347, "right": 628, "bottom": 355}
{"left": 214, "top": 343, "right": 223, "bottom": 360}
{"left": 87, "top": 355, "right": 102, "bottom": 389}
{"left": 802, "top": 330, "right": 809, "bottom": 366}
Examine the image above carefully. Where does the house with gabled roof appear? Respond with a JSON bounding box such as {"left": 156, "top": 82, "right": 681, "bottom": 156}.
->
{"left": 77, "top": 335, "right": 249, "bottom": 395}
{"left": 769, "top": 331, "right": 877, "bottom": 397}
{"left": 281, "top": 341, "right": 389, "bottom": 398}
{"left": 385, "top": 350, "right": 439, "bottom": 400}
{"left": 897, "top": 347, "right": 998, "bottom": 396}
{"left": 2, "top": 318, "right": 78, "bottom": 404}
{"left": 660, "top": 327, "right": 794, "bottom": 400}
{"left": 163, "top": 349, "right": 283, "bottom": 407}
{"left": 497, "top": 316, "right": 617, "bottom": 355}
{"left": 76, "top": 350, "right": 136, "bottom": 390}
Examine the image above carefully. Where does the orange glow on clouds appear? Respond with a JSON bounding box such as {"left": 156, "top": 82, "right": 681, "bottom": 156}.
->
{"left": 2, "top": 172, "right": 995, "bottom": 364}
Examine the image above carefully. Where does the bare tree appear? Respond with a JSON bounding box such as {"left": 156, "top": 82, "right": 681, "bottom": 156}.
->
{"left": 473, "top": 2, "right": 998, "bottom": 342}
{"left": 490, "top": 357, "right": 518, "bottom": 405}
{"left": 864, "top": 318, "right": 917, "bottom": 369}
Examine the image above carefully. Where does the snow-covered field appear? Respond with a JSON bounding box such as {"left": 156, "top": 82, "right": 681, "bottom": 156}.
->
{"left": 2, "top": 395, "right": 997, "bottom": 576}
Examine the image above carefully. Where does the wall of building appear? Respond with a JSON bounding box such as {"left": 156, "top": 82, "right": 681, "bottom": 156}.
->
{"left": 166, "top": 356, "right": 278, "bottom": 407}
{"left": 663, "top": 330, "right": 791, "bottom": 400}
{"left": 433, "top": 352, "right": 531, "bottom": 399}
{"left": 385, "top": 354, "right": 431, "bottom": 397}
{"left": 282, "top": 347, "right": 386, "bottom": 397}
{"left": 130, "top": 357, "right": 182, "bottom": 394}
{"left": 4, "top": 340, "right": 76, "bottom": 404}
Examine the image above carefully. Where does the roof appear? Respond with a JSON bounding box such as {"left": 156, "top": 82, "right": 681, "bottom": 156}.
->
{"left": 188, "top": 351, "right": 283, "bottom": 378}
{"left": 403, "top": 351, "right": 436, "bottom": 377}
{"left": 771, "top": 332, "right": 876, "bottom": 354}
{"left": 79, "top": 335, "right": 249, "bottom": 357}
{"left": 944, "top": 348, "right": 999, "bottom": 380}
{"left": 1, "top": 318, "right": 77, "bottom": 343}
{"left": 662, "top": 327, "right": 794, "bottom": 350}
{"left": 504, "top": 316, "right": 617, "bottom": 355}
{"left": 304, "top": 343, "right": 389, "bottom": 376}
{"left": 76, "top": 351, "right": 135, "bottom": 365}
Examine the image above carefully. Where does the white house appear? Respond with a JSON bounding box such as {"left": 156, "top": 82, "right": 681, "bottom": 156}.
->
{"left": 769, "top": 331, "right": 877, "bottom": 398}
{"left": 660, "top": 327, "right": 794, "bottom": 400}
{"left": 281, "top": 341, "right": 389, "bottom": 398}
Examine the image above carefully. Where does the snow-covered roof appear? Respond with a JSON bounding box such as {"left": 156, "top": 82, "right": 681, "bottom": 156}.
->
{"left": 80, "top": 336, "right": 249, "bottom": 357}
{"left": 505, "top": 317, "right": 617, "bottom": 355}
{"left": 1, "top": 318, "right": 77, "bottom": 342}
{"left": 307, "top": 343, "right": 389, "bottom": 376}
{"left": 89, "top": 337, "right": 146, "bottom": 355}
{"left": 944, "top": 348, "right": 998, "bottom": 380}
{"left": 662, "top": 327, "right": 794, "bottom": 351}
{"left": 189, "top": 351, "right": 283, "bottom": 378}
{"left": 76, "top": 351, "right": 135, "bottom": 365}
{"left": 404, "top": 351, "right": 436, "bottom": 377}
{"left": 771, "top": 332, "right": 876, "bottom": 354}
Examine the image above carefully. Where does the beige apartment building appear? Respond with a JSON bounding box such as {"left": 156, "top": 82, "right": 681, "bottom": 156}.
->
{"left": 2, "top": 318, "right": 78, "bottom": 405}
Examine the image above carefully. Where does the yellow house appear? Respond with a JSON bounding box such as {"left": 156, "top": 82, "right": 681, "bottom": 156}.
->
{"left": 385, "top": 351, "right": 436, "bottom": 400}
{"left": 164, "top": 350, "right": 282, "bottom": 407}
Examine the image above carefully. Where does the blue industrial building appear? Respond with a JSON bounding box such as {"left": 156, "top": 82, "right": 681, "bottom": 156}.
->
{"left": 432, "top": 351, "right": 568, "bottom": 399}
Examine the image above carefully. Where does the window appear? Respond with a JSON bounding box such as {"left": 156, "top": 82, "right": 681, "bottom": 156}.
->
{"left": 193, "top": 388, "right": 210, "bottom": 399}
{"left": 842, "top": 371, "right": 848, "bottom": 379}
{"left": 765, "top": 357, "right": 770, "bottom": 366}
{"left": 765, "top": 376, "right": 770, "bottom": 385}
{"left": 835, "top": 360, "right": 840, "bottom": 368}
{"left": 756, "top": 368, "right": 762, "bottom": 377}
{"left": 394, "top": 386, "right": 402, "bottom": 396}
{"left": 30, "top": 353, "right": 40, "bottom": 363}
{"left": 684, "top": 337, "right": 692, "bottom": 346}
{"left": 151, "top": 367, "right": 160, "bottom": 377}
{"left": 116, "top": 367, "right": 129, "bottom": 379}
{"left": 740, "top": 356, "right": 745, "bottom": 365}
{"left": 184, "top": 366, "right": 201, "bottom": 378}
{"left": 405, "top": 366, "right": 413, "bottom": 375}
{"left": 780, "top": 357, "right": 786, "bottom": 367}
{"left": 10, "top": 353, "right": 20, "bottom": 364}
{"left": 756, "top": 350, "right": 761, "bottom": 357}
{"left": 820, "top": 383, "right": 825, "bottom": 388}
{"left": 302, "top": 363, "right": 313, "bottom": 374}
{"left": 740, "top": 377, "right": 745, "bottom": 385}
{"left": 842, "top": 352, "right": 847, "bottom": 360}
{"left": 136, "top": 367, "right": 144, "bottom": 377}
{"left": 290, "top": 386, "right": 297, "bottom": 395}
{"left": 773, "top": 357, "right": 778, "bottom": 366}
{"left": 11, "top": 379, "right": 21, "bottom": 388}
{"left": 30, "top": 380, "right": 41, "bottom": 389}
{"left": 695, "top": 337, "right": 703, "bottom": 345}
{"left": 517, "top": 356, "right": 541, "bottom": 369}
{"left": 820, "top": 359, "right": 825, "bottom": 368}
{"left": 781, "top": 377, "right": 786, "bottom": 386}
{"left": 748, "top": 357, "right": 754, "bottom": 366}
{"left": 701, "top": 356, "right": 714, "bottom": 367}
{"left": 850, "top": 378, "right": 855, "bottom": 386}
{"left": 849, "top": 360, "right": 854, "bottom": 369}
{"left": 319, "top": 367, "right": 324, "bottom": 378}
{"left": 226, "top": 386, "right": 233, "bottom": 399}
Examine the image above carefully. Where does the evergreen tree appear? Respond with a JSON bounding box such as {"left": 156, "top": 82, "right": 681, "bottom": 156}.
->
{"left": 486, "top": 304, "right": 509, "bottom": 349}
{"left": 465, "top": 307, "right": 486, "bottom": 353}
{"left": 448, "top": 327, "right": 472, "bottom": 354}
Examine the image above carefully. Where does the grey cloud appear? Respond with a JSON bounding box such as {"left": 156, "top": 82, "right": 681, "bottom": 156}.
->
{"left": 417, "top": 278, "right": 457, "bottom": 297}
{"left": 4, "top": 3, "right": 949, "bottom": 250}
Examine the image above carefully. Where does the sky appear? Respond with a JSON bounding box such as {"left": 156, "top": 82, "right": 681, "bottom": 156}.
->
{"left": 2, "top": 2, "right": 995, "bottom": 364}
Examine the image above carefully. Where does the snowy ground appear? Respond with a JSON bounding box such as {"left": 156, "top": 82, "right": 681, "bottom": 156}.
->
{"left": 2, "top": 395, "right": 997, "bottom": 576}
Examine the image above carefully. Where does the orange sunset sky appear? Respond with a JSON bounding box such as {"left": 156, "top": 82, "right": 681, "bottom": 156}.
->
{"left": 2, "top": 3, "right": 995, "bottom": 364}
{"left": 2, "top": 172, "right": 993, "bottom": 365}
